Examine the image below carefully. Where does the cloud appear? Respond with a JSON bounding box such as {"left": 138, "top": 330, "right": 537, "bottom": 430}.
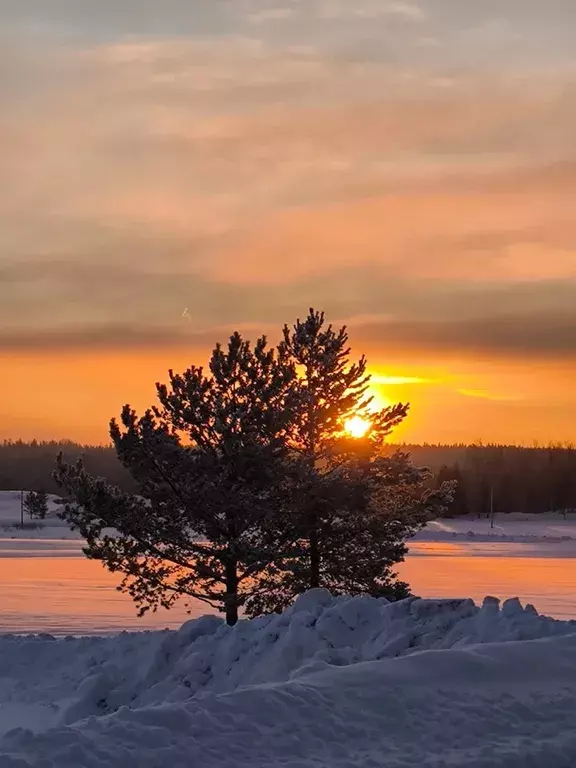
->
{"left": 0, "top": 275, "right": 576, "bottom": 364}
{"left": 247, "top": 7, "right": 296, "bottom": 25}
{"left": 354, "top": 309, "right": 576, "bottom": 361}
{"left": 458, "top": 389, "right": 521, "bottom": 402}
{"left": 1, "top": 1, "right": 576, "bottom": 366}
{"left": 371, "top": 375, "right": 434, "bottom": 385}
{"left": 0, "top": 325, "right": 210, "bottom": 352}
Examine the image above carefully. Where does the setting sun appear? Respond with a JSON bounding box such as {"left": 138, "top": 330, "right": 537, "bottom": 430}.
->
{"left": 344, "top": 415, "right": 370, "bottom": 438}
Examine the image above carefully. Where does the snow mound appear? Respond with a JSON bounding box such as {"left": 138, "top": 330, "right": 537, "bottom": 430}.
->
{"left": 1, "top": 591, "right": 576, "bottom": 767}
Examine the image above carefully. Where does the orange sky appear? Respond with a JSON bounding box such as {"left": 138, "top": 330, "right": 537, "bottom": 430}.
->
{"left": 2, "top": 343, "right": 576, "bottom": 446}
{"left": 1, "top": 1, "right": 575, "bottom": 446}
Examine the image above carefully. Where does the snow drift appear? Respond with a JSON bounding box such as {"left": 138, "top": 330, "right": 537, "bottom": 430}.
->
{"left": 1, "top": 590, "right": 576, "bottom": 767}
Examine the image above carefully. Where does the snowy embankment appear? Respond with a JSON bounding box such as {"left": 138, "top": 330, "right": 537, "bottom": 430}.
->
{"left": 2, "top": 490, "right": 576, "bottom": 546}
{"left": 416, "top": 514, "right": 576, "bottom": 544}
{"left": 0, "top": 492, "right": 79, "bottom": 540}
{"left": 1, "top": 590, "right": 576, "bottom": 767}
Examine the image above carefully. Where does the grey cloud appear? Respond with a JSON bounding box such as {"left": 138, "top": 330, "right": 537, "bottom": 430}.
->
{"left": 355, "top": 310, "right": 576, "bottom": 360}
{"left": 2, "top": 302, "right": 575, "bottom": 361}
{"left": 1, "top": 243, "right": 574, "bottom": 358}
{"left": 0, "top": 255, "right": 336, "bottom": 334}
{"left": 0, "top": 324, "right": 217, "bottom": 352}
{"left": 4, "top": 0, "right": 576, "bottom": 69}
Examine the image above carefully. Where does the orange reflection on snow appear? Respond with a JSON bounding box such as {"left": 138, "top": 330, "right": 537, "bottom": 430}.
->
{"left": 400, "top": 542, "right": 576, "bottom": 619}
{"left": 0, "top": 554, "right": 208, "bottom": 635}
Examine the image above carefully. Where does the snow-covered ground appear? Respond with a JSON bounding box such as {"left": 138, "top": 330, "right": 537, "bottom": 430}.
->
{"left": 416, "top": 514, "right": 576, "bottom": 544}
{"left": 0, "top": 491, "right": 575, "bottom": 631}
{"left": 405, "top": 515, "right": 576, "bottom": 620}
{"left": 1, "top": 491, "right": 576, "bottom": 765}
{"left": 401, "top": 542, "right": 576, "bottom": 620}
{"left": 2, "top": 490, "right": 576, "bottom": 544}
{"left": 1, "top": 590, "right": 576, "bottom": 767}
{"left": 0, "top": 492, "right": 79, "bottom": 540}
{"left": 2, "top": 490, "right": 576, "bottom": 543}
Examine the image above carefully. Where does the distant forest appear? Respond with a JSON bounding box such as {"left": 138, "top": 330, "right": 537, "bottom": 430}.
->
{"left": 1, "top": 439, "right": 575, "bottom": 517}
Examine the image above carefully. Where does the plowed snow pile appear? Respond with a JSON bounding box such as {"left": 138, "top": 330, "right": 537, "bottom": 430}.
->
{"left": 1, "top": 590, "right": 576, "bottom": 767}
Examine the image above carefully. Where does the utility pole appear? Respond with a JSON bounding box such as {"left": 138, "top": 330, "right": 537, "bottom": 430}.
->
{"left": 490, "top": 485, "right": 495, "bottom": 529}
{"left": 20, "top": 490, "right": 24, "bottom": 529}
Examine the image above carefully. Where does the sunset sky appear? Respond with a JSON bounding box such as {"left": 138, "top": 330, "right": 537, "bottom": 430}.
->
{"left": 1, "top": 1, "right": 575, "bottom": 445}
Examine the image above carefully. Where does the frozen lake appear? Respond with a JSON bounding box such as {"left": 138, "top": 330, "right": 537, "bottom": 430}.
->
{"left": 0, "top": 538, "right": 575, "bottom": 634}
{"left": 401, "top": 541, "right": 576, "bottom": 620}
{"left": 0, "top": 540, "right": 197, "bottom": 635}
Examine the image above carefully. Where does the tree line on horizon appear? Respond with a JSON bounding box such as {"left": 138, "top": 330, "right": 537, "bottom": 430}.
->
{"left": 2, "top": 438, "right": 575, "bottom": 517}
{"left": 434, "top": 444, "right": 576, "bottom": 518}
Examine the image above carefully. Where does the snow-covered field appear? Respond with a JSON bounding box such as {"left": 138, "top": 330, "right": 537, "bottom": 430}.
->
{"left": 3, "top": 491, "right": 576, "bottom": 544}
{"left": 1, "top": 590, "right": 576, "bottom": 767}
{"left": 0, "top": 492, "right": 79, "bottom": 540}
{"left": 416, "top": 514, "right": 576, "bottom": 544}
{"left": 1, "top": 492, "right": 576, "bottom": 765}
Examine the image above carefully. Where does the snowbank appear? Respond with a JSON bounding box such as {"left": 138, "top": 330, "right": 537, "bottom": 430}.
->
{"left": 1, "top": 590, "right": 576, "bottom": 766}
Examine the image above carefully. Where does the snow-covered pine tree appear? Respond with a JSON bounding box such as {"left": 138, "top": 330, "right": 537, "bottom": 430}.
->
{"left": 54, "top": 333, "right": 300, "bottom": 626}
{"left": 245, "top": 309, "right": 454, "bottom": 616}
{"left": 24, "top": 489, "right": 49, "bottom": 519}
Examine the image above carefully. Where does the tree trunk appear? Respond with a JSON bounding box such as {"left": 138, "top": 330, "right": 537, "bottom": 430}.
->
{"left": 305, "top": 397, "right": 321, "bottom": 590}
{"left": 224, "top": 559, "right": 239, "bottom": 626}
{"left": 309, "top": 516, "right": 320, "bottom": 589}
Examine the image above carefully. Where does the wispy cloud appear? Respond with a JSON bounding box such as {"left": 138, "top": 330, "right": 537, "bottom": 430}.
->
{"left": 458, "top": 389, "right": 521, "bottom": 402}
{"left": 370, "top": 374, "right": 435, "bottom": 386}
{"left": 1, "top": 1, "right": 575, "bottom": 359}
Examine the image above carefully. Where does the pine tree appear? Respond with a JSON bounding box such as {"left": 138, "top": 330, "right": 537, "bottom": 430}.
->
{"left": 280, "top": 308, "right": 377, "bottom": 590}
{"left": 245, "top": 309, "right": 454, "bottom": 616}
{"left": 54, "top": 333, "right": 299, "bottom": 625}
{"left": 24, "top": 490, "right": 49, "bottom": 520}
